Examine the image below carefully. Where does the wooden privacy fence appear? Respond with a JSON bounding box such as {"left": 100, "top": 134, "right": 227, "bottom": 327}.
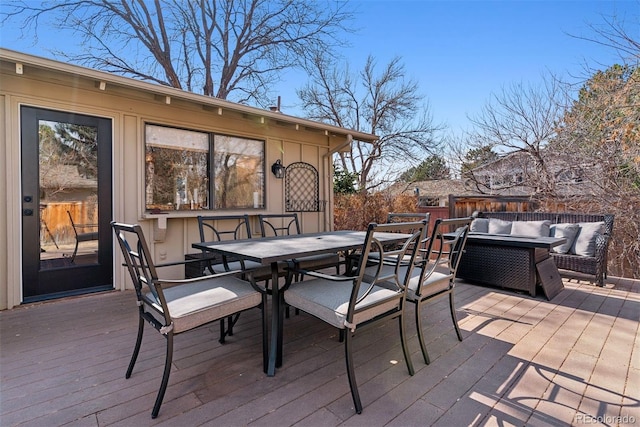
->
{"left": 416, "top": 206, "right": 449, "bottom": 230}
{"left": 447, "top": 195, "right": 539, "bottom": 218}
{"left": 40, "top": 202, "right": 98, "bottom": 246}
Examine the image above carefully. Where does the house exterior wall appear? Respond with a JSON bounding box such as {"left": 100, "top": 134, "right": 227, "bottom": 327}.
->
{"left": 0, "top": 51, "right": 368, "bottom": 309}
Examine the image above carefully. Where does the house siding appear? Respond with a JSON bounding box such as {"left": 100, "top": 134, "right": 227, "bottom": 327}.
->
{"left": 0, "top": 50, "right": 374, "bottom": 309}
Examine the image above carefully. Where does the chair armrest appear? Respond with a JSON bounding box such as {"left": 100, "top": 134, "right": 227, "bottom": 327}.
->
{"left": 287, "top": 264, "right": 354, "bottom": 282}
{"left": 122, "top": 257, "right": 216, "bottom": 269}
{"left": 594, "top": 233, "right": 610, "bottom": 261}
{"left": 156, "top": 258, "right": 212, "bottom": 268}
{"left": 155, "top": 269, "right": 244, "bottom": 285}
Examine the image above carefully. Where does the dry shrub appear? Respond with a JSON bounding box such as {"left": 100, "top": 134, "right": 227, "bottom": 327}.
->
{"left": 539, "top": 198, "right": 639, "bottom": 279}
{"left": 334, "top": 193, "right": 417, "bottom": 230}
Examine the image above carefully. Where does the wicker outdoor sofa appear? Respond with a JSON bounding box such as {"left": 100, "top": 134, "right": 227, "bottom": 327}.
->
{"left": 470, "top": 211, "right": 614, "bottom": 287}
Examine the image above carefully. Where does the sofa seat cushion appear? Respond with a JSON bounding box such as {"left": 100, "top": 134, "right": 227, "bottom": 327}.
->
{"left": 571, "top": 222, "right": 605, "bottom": 257}
{"left": 550, "top": 223, "right": 580, "bottom": 254}
{"left": 551, "top": 252, "right": 598, "bottom": 274}
{"left": 511, "top": 220, "right": 551, "bottom": 237}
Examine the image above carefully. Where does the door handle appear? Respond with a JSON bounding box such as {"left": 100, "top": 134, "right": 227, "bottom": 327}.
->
{"left": 23, "top": 209, "right": 34, "bottom": 216}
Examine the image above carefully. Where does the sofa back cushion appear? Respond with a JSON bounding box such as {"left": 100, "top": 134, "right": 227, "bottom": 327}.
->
{"left": 571, "top": 222, "right": 605, "bottom": 257}
{"left": 470, "top": 218, "right": 489, "bottom": 233}
{"left": 511, "top": 220, "right": 551, "bottom": 238}
{"left": 488, "top": 218, "right": 512, "bottom": 234}
{"left": 550, "top": 223, "right": 580, "bottom": 254}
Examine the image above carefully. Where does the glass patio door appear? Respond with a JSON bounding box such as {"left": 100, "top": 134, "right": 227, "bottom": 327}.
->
{"left": 21, "top": 106, "right": 113, "bottom": 302}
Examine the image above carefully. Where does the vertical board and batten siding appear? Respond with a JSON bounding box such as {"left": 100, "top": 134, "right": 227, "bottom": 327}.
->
{"left": 0, "top": 51, "right": 365, "bottom": 308}
{"left": 0, "top": 93, "right": 8, "bottom": 310}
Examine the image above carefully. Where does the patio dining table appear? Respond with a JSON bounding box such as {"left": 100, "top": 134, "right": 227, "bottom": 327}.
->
{"left": 192, "top": 230, "right": 411, "bottom": 376}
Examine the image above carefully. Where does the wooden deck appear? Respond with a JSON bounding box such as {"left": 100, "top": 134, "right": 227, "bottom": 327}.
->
{"left": 1, "top": 274, "right": 638, "bottom": 426}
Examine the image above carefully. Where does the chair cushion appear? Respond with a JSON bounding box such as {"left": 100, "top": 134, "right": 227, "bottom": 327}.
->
{"left": 284, "top": 277, "right": 401, "bottom": 330}
{"left": 550, "top": 223, "right": 580, "bottom": 254}
{"left": 368, "top": 265, "right": 452, "bottom": 302}
{"left": 571, "top": 222, "right": 605, "bottom": 257}
{"left": 212, "top": 260, "right": 263, "bottom": 273}
{"left": 488, "top": 218, "right": 512, "bottom": 234}
{"left": 511, "top": 220, "right": 551, "bottom": 237}
{"left": 406, "top": 270, "right": 452, "bottom": 301}
{"left": 293, "top": 253, "right": 342, "bottom": 271}
{"left": 147, "top": 276, "right": 262, "bottom": 334}
{"left": 212, "top": 261, "right": 276, "bottom": 283}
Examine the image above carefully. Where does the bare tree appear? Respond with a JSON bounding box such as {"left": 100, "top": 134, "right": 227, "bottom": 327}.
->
{"left": 569, "top": 6, "right": 640, "bottom": 64}
{"left": 462, "top": 75, "right": 569, "bottom": 195}
{"left": 2, "top": 0, "right": 353, "bottom": 105}
{"left": 298, "top": 54, "right": 441, "bottom": 192}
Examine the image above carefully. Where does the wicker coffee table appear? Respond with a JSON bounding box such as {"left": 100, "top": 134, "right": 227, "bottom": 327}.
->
{"left": 457, "top": 233, "right": 566, "bottom": 299}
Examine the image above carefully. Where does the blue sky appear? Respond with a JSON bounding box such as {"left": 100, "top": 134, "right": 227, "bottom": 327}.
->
{"left": 1, "top": 0, "right": 637, "bottom": 137}
{"left": 283, "top": 0, "right": 637, "bottom": 136}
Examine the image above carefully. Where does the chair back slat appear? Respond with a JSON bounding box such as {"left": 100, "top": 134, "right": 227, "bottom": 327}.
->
{"left": 258, "top": 213, "right": 301, "bottom": 236}
{"left": 351, "top": 220, "right": 428, "bottom": 311}
{"left": 196, "top": 215, "right": 254, "bottom": 272}
{"left": 112, "top": 222, "right": 167, "bottom": 311}
{"left": 415, "top": 217, "right": 472, "bottom": 295}
{"left": 197, "top": 214, "right": 252, "bottom": 242}
{"left": 387, "top": 212, "right": 430, "bottom": 226}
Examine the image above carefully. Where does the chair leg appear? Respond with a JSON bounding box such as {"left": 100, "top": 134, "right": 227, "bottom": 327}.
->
{"left": 227, "top": 315, "right": 235, "bottom": 337}
{"left": 344, "top": 329, "right": 363, "bottom": 414}
{"left": 126, "top": 314, "right": 145, "bottom": 379}
{"left": 261, "top": 296, "right": 269, "bottom": 373}
{"left": 277, "top": 292, "right": 285, "bottom": 368}
{"left": 70, "top": 239, "right": 79, "bottom": 263}
{"left": 398, "top": 310, "right": 415, "bottom": 376}
{"left": 219, "top": 314, "right": 241, "bottom": 344}
{"left": 219, "top": 319, "right": 225, "bottom": 344}
{"left": 152, "top": 331, "right": 174, "bottom": 418}
{"left": 449, "top": 291, "right": 463, "bottom": 342}
{"left": 414, "top": 302, "right": 431, "bottom": 365}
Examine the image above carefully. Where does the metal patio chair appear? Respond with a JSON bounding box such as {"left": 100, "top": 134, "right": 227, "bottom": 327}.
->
{"left": 112, "top": 222, "right": 267, "bottom": 418}
{"left": 67, "top": 210, "right": 98, "bottom": 263}
{"left": 345, "top": 212, "right": 431, "bottom": 274}
{"left": 283, "top": 220, "right": 428, "bottom": 413}
{"left": 364, "top": 217, "right": 471, "bottom": 364}
{"left": 259, "top": 213, "right": 343, "bottom": 275}
{"left": 403, "top": 217, "right": 472, "bottom": 364}
{"left": 197, "top": 214, "right": 273, "bottom": 341}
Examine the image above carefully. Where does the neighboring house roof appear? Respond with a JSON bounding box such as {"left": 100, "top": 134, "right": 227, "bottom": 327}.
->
{"left": 41, "top": 165, "right": 97, "bottom": 190}
{"left": 0, "top": 48, "right": 377, "bottom": 147}
{"left": 466, "top": 149, "right": 597, "bottom": 197}
{"left": 384, "top": 179, "right": 473, "bottom": 198}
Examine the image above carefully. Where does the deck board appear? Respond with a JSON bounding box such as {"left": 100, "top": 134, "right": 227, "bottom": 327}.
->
{"left": 1, "top": 275, "right": 638, "bottom": 426}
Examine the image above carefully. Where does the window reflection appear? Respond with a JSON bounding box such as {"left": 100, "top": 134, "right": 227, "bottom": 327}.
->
{"left": 145, "top": 125, "right": 209, "bottom": 211}
{"left": 144, "top": 124, "right": 265, "bottom": 211}
{"left": 214, "top": 135, "right": 264, "bottom": 209}
{"left": 39, "top": 120, "right": 99, "bottom": 265}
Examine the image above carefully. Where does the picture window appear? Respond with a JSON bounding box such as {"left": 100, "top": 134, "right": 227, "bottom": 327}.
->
{"left": 144, "top": 124, "right": 264, "bottom": 211}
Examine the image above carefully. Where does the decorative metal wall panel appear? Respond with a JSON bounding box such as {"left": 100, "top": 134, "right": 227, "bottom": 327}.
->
{"left": 285, "top": 162, "right": 324, "bottom": 212}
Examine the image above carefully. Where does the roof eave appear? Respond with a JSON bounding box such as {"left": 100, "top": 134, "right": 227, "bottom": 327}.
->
{"left": 0, "top": 48, "right": 378, "bottom": 143}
